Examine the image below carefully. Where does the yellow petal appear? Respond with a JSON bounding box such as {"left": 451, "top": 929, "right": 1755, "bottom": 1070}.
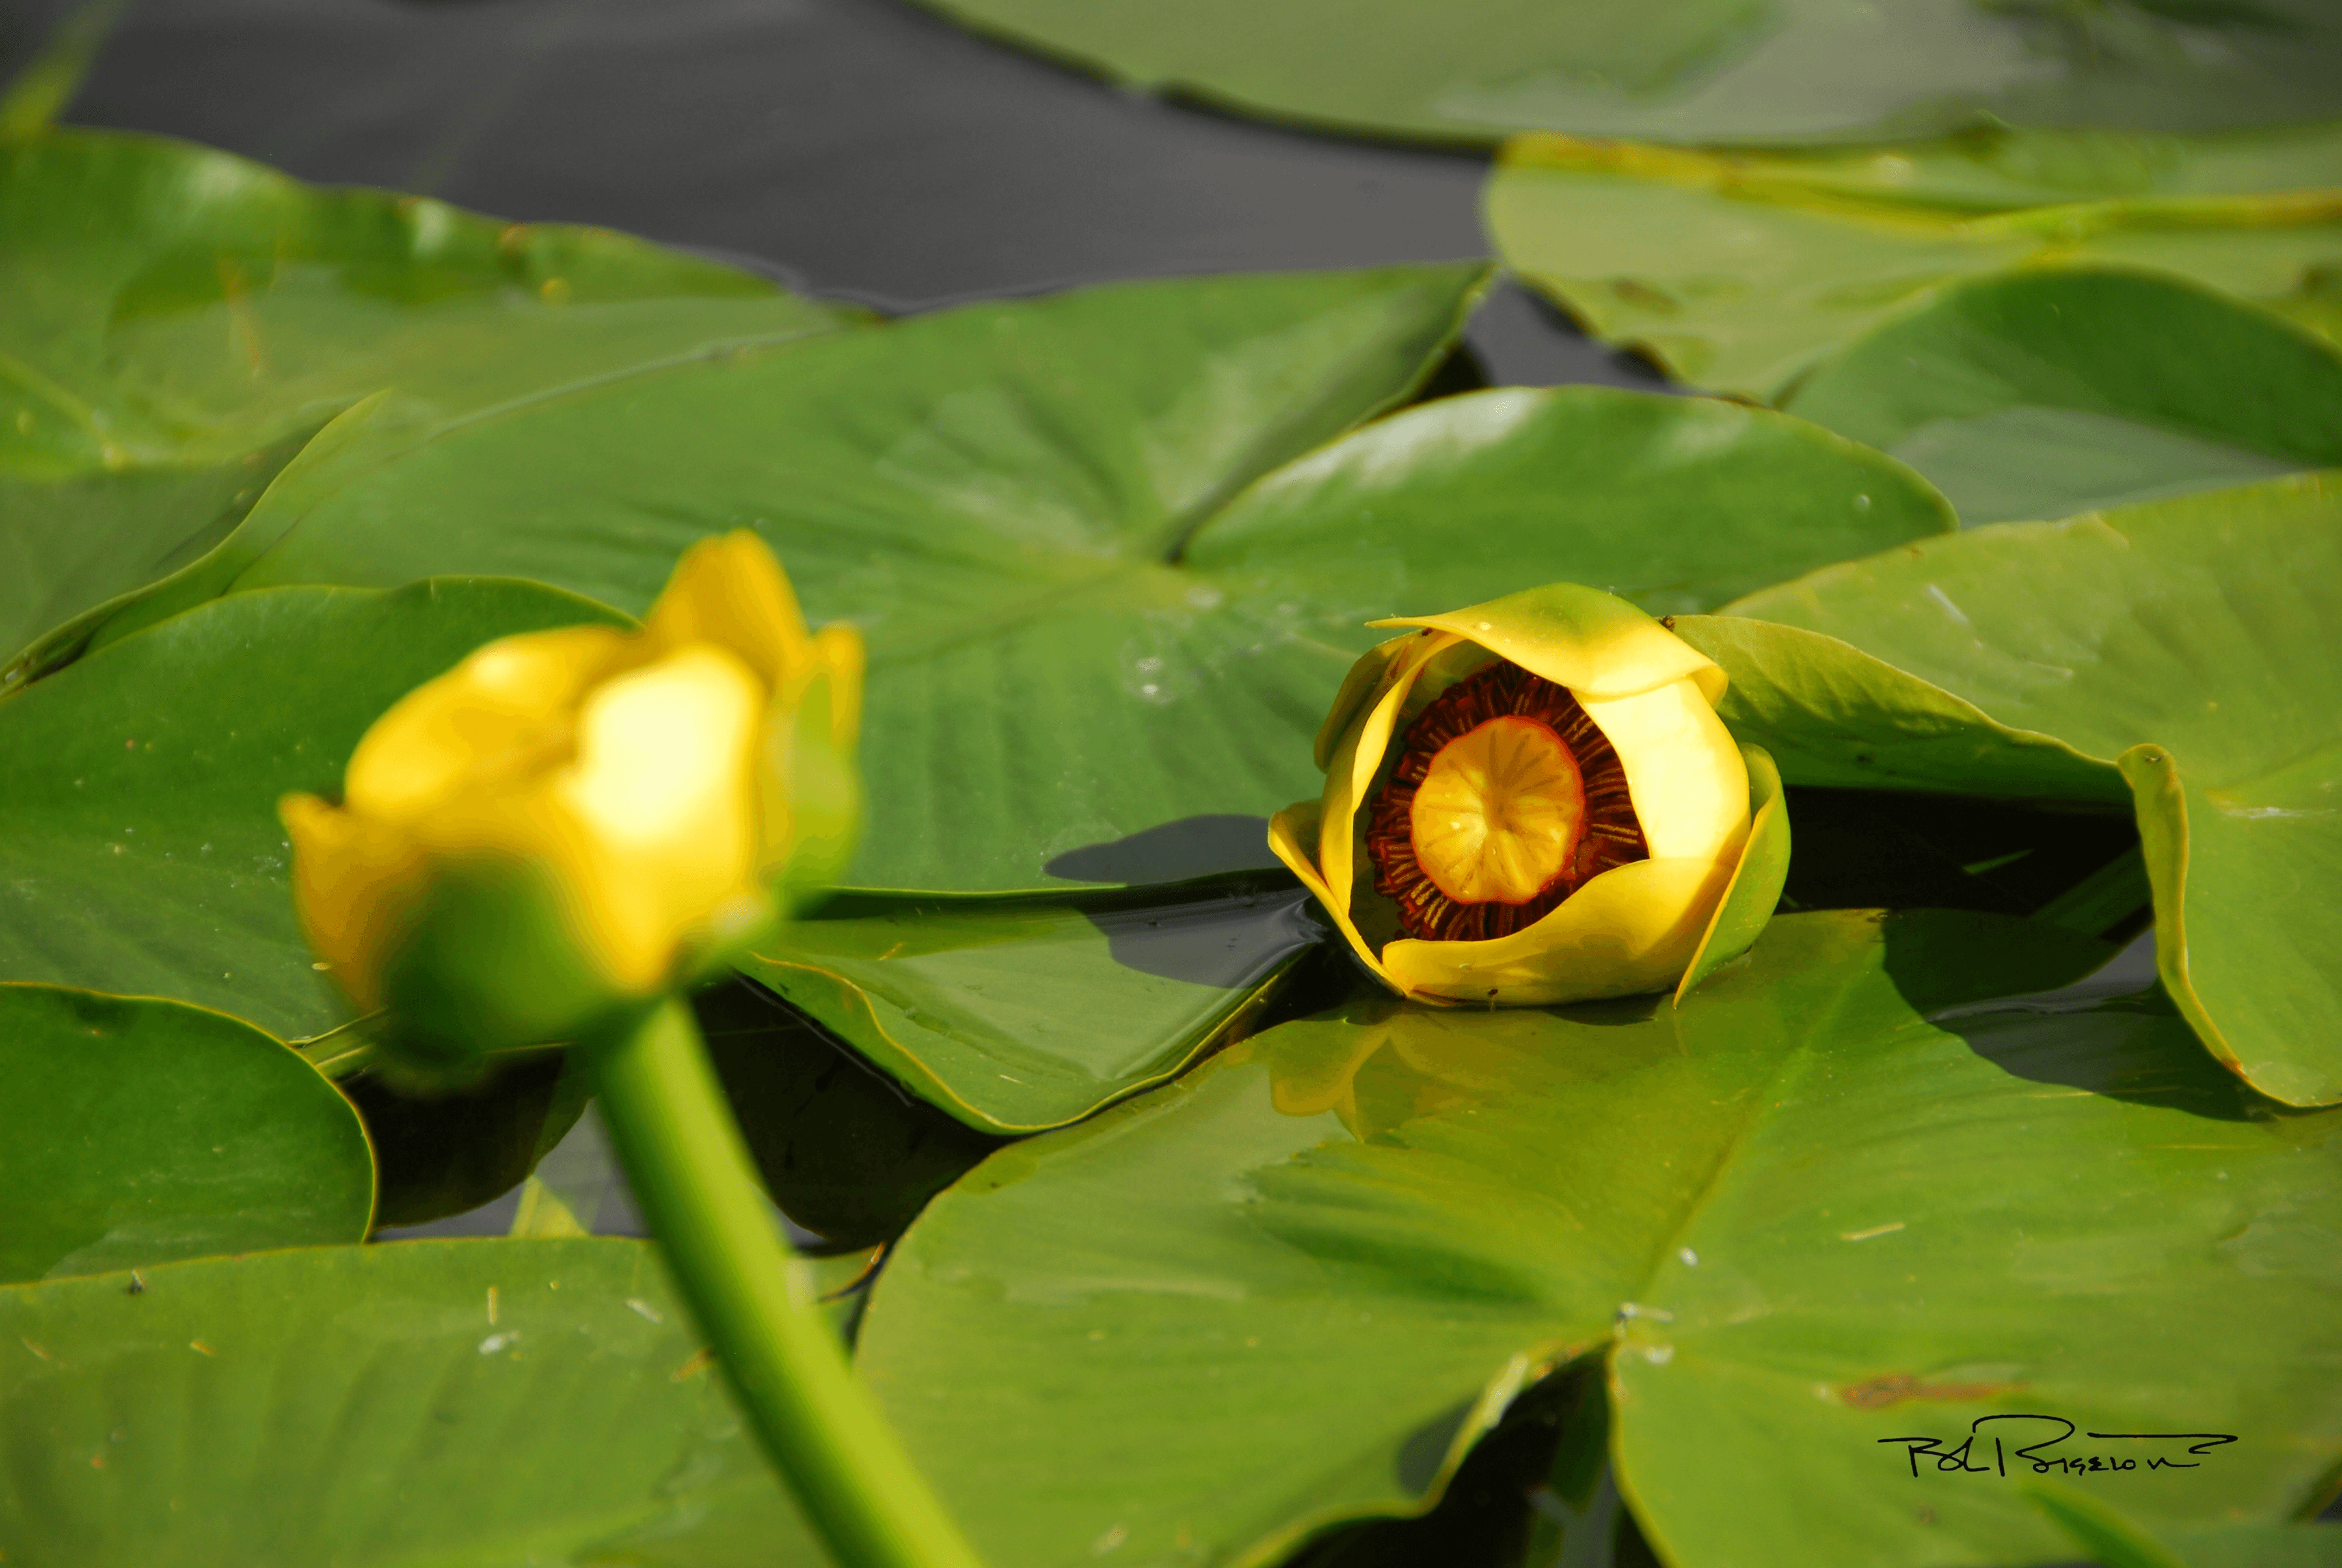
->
{"left": 279, "top": 791, "right": 416, "bottom": 1013}
{"left": 1578, "top": 676, "right": 1749, "bottom": 863}
{"left": 645, "top": 531, "right": 816, "bottom": 691}
{"left": 1382, "top": 855, "right": 1734, "bottom": 1006}
{"left": 1312, "top": 631, "right": 1419, "bottom": 772}
{"left": 552, "top": 643, "right": 768, "bottom": 991}
{"left": 1318, "top": 630, "right": 1463, "bottom": 915}
{"left": 1675, "top": 743, "right": 1789, "bottom": 1006}
{"left": 345, "top": 625, "right": 636, "bottom": 822}
{"left": 1267, "top": 800, "right": 1397, "bottom": 992}
{"left": 1373, "top": 582, "right": 1723, "bottom": 704}
{"left": 1268, "top": 1023, "right": 1388, "bottom": 1122}
{"left": 811, "top": 621, "right": 865, "bottom": 751}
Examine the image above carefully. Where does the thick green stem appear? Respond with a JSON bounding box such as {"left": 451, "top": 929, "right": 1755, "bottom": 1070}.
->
{"left": 588, "top": 995, "right": 986, "bottom": 1568}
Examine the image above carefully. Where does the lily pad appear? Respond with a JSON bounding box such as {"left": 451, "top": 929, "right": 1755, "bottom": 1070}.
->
{"left": 2165, "top": 1526, "right": 2342, "bottom": 1568}
{"left": 900, "top": 0, "right": 2342, "bottom": 147}
{"left": 855, "top": 910, "right": 2342, "bottom": 1568}
{"left": 0, "top": 983, "right": 373, "bottom": 1284}
{"left": 2, "top": 264, "right": 1949, "bottom": 1134}
{"left": 0, "top": 128, "right": 844, "bottom": 668}
{"left": 0, "top": 1239, "right": 828, "bottom": 1566}
{"left": 1694, "top": 472, "right": 2342, "bottom": 1105}
{"left": 1487, "top": 126, "right": 2342, "bottom": 401}
{"left": 1782, "top": 271, "right": 2342, "bottom": 526}
{"left": 738, "top": 874, "right": 1325, "bottom": 1133}
{"left": 0, "top": 578, "right": 630, "bottom": 1040}
{"left": 89, "top": 256, "right": 1945, "bottom": 897}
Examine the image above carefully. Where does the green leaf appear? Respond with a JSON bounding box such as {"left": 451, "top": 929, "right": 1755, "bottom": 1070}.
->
{"left": 1706, "top": 474, "right": 2342, "bottom": 1103}
{"left": 0, "top": 1239, "right": 830, "bottom": 1566}
{"left": 898, "top": 0, "right": 2342, "bottom": 146}
{"left": 6, "top": 269, "right": 1946, "bottom": 1136}
{"left": 2026, "top": 1481, "right": 2190, "bottom": 1568}
{"left": 127, "top": 260, "right": 1942, "bottom": 897}
{"left": 2168, "top": 1525, "right": 2342, "bottom": 1568}
{"left": 0, "top": 128, "right": 844, "bottom": 667}
{"left": 738, "top": 874, "right": 1325, "bottom": 1133}
{"left": 103, "top": 265, "right": 1500, "bottom": 892}
{"left": 1674, "top": 743, "right": 1788, "bottom": 1001}
{"left": 1671, "top": 615, "right": 2125, "bottom": 802}
{"left": 1184, "top": 386, "right": 1951, "bottom": 620}
{"left": 0, "top": 984, "right": 372, "bottom": 1284}
{"left": 0, "top": 424, "right": 312, "bottom": 683}
{"left": 1782, "top": 271, "right": 2342, "bottom": 526}
{"left": 1487, "top": 128, "right": 2342, "bottom": 401}
{"left": 855, "top": 911, "right": 2341, "bottom": 1568}
{"left": 0, "top": 578, "right": 630, "bottom": 1040}
{"left": 2028, "top": 1489, "right": 2342, "bottom": 1568}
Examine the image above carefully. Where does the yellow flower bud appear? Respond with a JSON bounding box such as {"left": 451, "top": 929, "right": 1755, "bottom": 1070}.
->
{"left": 282, "top": 533, "right": 862, "bottom": 1075}
{"left": 1269, "top": 584, "right": 1779, "bottom": 1008}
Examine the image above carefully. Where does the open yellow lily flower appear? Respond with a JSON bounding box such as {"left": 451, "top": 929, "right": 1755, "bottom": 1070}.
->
{"left": 1269, "top": 583, "right": 1783, "bottom": 1007}
{"left": 282, "top": 533, "right": 861, "bottom": 1075}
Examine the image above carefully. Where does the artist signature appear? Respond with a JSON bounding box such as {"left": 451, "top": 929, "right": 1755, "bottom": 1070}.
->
{"left": 1881, "top": 1416, "right": 2237, "bottom": 1478}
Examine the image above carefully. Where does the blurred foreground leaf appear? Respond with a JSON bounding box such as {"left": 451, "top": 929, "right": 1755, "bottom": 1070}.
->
{"left": 857, "top": 910, "right": 2341, "bottom": 1567}
{"left": 0, "top": 983, "right": 371, "bottom": 1283}
{"left": 0, "top": 1239, "right": 831, "bottom": 1565}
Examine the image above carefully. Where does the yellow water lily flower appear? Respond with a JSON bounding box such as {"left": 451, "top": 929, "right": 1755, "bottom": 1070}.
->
{"left": 1268, "top": 583, "right": 1783, "bottom": 1007}
{"left": 282, "top": 532, "right": 861, "bottom": 1074}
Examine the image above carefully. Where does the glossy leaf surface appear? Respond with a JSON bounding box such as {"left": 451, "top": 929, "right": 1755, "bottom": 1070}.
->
{"left": 0, "top": 1240, "right": 829, "bottom": 1566}
{"left": 2167, "top": 1526, "right": 2342, "bottom": 1568}
{"left": 858, "top": 911, "right": 2342, "bottom": 1568}
{"left": 153, "top": 264, "right": 1944, "bottom": 895}
{"left": 64, "top": 265, "right": 1949, "bottom": 1129}
{"left": 1674, "top": 744, "right": 1788, "bottom": 1001}
{"left": 1710, "top": 474, "right": 2342, "bottom": 1103}
{"left": 1488, "top": 128, "right": 2342, "bottom": 401}
{"left": 740, "top": 874, "right": 1323, "bottom": 1132}
{"left": 0, "top": 984, "right": 372, "bottom": 1283}
{"left": 128, "top": 265, "right": 1491, "bottom": 889}
{"left": 0, "top": 129, "right": 841, "bottom": 666}
{"left": 900, "top": 0, "right": 2342, "bottom": 147}
{"left": 0, "top": 579, "right": 629, "bottom": 1039}
{"left": 1783, "top": 271, "right": 2342, "bottom": 526}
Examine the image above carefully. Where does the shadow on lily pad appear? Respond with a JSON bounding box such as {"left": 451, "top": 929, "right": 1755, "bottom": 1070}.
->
{"left": 1045, "top": 813, "right": 1276, "bottom": 885}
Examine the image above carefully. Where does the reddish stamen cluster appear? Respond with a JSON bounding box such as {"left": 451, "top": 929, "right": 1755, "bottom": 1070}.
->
{"left": 1365, "top": 662, "right": 1647, "bottom": 942}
